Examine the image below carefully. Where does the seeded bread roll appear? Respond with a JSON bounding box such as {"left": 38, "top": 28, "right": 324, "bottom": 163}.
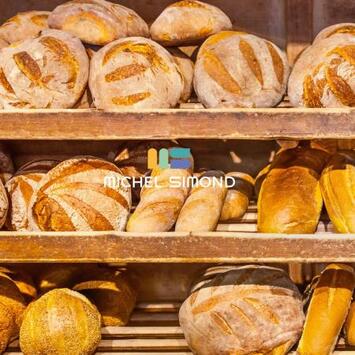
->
{"left": 28, "top": 156, "right": 131, "bottom": 232}
{"left": 179, "top": 265, "right": 305, "bottom": 355}
{"left": 49, "top": 0, "right": 149, "bottom": 46}
{"left": 289, "top": 34, "right": 355, "bottom": 107}
{"left": 313, "top": 23, "right": 355, "bottom": 44}
{"left": 90, "top": 37, "right": 184, "bottom": 109}
{"left": 195, "top": 31, "right": 290, "bottom": 108}
{"left": 0, "top": 29, "right": 89, "bottom": 109}
{"left": 150, "top": 0, "right": 232, "bottom": 46}
{"left": 0, "top": 11, "right": 49, "bottom": 44}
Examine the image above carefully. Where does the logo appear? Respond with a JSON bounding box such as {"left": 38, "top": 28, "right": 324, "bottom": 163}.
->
{"left": 147, "top": 147, "right": 192, "bottom": 169}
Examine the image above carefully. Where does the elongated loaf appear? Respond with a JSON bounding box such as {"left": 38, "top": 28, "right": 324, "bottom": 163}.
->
{"left": 151, "top": 0, "right": 232, "bottom": 46}
{"left": 0, "top": 11, "right": 49, "bottom": 44}
{"left": 194, "top": 31, "right": 289, "bottom": 108}
{"left": 346, "top": 302, "right": 355, "bottom": 346}
{"left": 313, "top": 23, "right": 355, "bottom": 44}
{"left": 49, "top": 0, "right": 148, "bottom": 46}
{"left": 320, "top": 150, "right": 355, "bottom": 233}
{"left": 28, "top": 156, "right": 132, "bottom": 232}
{"left": 289, "top": 34, "right": 355, "bottom": 107}
{"left": 0, "top": 29, "right": 89, "bottom": 109}
{"left": 257, "top": 147, "right": 328, "bottom": 233}
{"left": 175, "top": 170, "right": 227, "bottom": 232}
{"left": 179, "top": 265, "right": 304, "bottom": 355}
{"left": 90, "top": 37, "right": 184, "bottom": 109}
{"left": 297, "top": 263, "right": 355, "bottom": 355}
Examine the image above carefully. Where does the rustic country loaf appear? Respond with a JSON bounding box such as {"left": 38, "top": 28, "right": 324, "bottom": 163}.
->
{"left": 288, "top": 34, "right": 355, "bottom": 107}
{"left": 0, "top": 11, "right": 49, "bottom": 44}
{"left": 194, "top": 31, "right": 290, "bottom": 108}
{"left": 27, "top": 156, "right": 132, "bottom": 232}
{"left": 179, "top": 265, "right": 305, "bottom": 355}
{"left": 6, "top": 159, "right": 59, "bottom": 231}
{"left": 298, "top": 264, "right": 355, "bottom": 355}
{"left": 49, "top": 0, "right": 149, "bottom": 45}
{"left": 320, "top": 150, "right": 355, "bottom": 233}
{"left": 20, "top": 288, "right": 101, "bottom": 355}
{"left": 150, "top": 0, "right": 232, "bottom": 46}
{"left": 0, "top": 29, "right": 89, "bottom": 109}
{"left": 313, "top": 23, "right": 355, "bottom": 43}
{"left": 257, "top": 147, "right": 328, "bottom": 234}
{"left": 90, "top": 37, "right": 184, "bottom": 109}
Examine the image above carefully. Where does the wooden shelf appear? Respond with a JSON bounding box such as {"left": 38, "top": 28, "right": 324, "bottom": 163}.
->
{"left": 0, "top": 108, "right": 354, "bottom": 140}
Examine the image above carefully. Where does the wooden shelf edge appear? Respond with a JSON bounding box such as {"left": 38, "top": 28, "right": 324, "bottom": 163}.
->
{"left": 0, "top": 108, "right": 354, "bottom": 140}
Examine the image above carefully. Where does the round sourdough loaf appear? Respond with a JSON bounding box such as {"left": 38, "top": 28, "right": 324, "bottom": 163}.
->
{"left": 90, "top": 37, "right": 184, "bottom": 109}
{"left": 0, "top": 11, "right": 49, "bottom": 44}
{"left": 5, "top": 160, "right": 59, "bottom": 231}
{"left": 288, "top": 34, "right": 355, "bottom": 107}
{"left": 27, "top": 156, "right": 131, "bottom": 232}
{"left": 194, "top": 31, "right": 289, "bottom": 108}
{"left": 0, "top": 29, "right": 89, "bottom": 109}
{"left": 150, "top": 0, "right": 232, "bottom": 46}
{"left": 19, "top": 289, "right": 101, "bottom": 355}
{"left": 49, "top": 0, "right": 149, "bottom": 46}
{"left": 313, "top": 23, "right": 355, "bottom": 43}
{"left": 179, "top": 265, "right": 305, "bottom": 355}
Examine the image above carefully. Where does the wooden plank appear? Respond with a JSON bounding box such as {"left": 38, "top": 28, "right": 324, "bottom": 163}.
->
{"left": 102, "top": 326, "right": 183, "bottom": 337}
{"left": 0, "top": 231, "right": 354, "bottom": 263}
{"left": 0, "top": 109, "right": 354, "bottom": 140}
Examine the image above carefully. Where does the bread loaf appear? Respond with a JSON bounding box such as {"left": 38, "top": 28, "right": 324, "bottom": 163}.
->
{"left": 257, "top": 147, "right": 328, "bottom": 233}
{"left": 289, "top": 34, "right": 355, "bottom": 107}
{"left": 320, "top": 150, "right": 355, "bottom": 233}
{"left": 28, "top": 156, "right": 131, "bottom": 232}
{"left": 127, "top": 166, "right": 192, "bottom": 232}
{"left": 220, "top": 172, "right": 254, "bottom": 221}
{"left": 0, "top": 38, "right": 8, "bottom": 49}
{"left": 73, "top": 266, "right": 136, "bottom": 326}
{"left": 179, "top": 265, "right": 304, "bottom": 355}
{"left": 0, "top": 29, "right": 89, "bottom": 109}
{"left": 0, "top": 179, "right": 8, "bottom": 229}
{"left": 0, "top": 11, "right": 49, "bottom": 44}
{"left": 313, "top": 23, "right": 355, "bottom": 44}
{"left": 6, "top": 159, "right": 59, "bottom": 231}
{"left": 49, "top": 0, "right": 149, "bottom": 45}
{"left": 297, "top": 263, "right": 354, "bottom": 355}
{"left": 20, "top": 288, "right": 101, "bottom": 355}
{"left": 194, "top": 31, "right": 290, "bottom": 108}
{"left": 345, "top": 301, "right": 355, "bottom": 345}
{"left": 150, "top": 0, "right": 232, "bottom": 46}
{"left": 90, "top": 37, "right": 184, "bottom": 109}
{"left": 175, "top": 170, "right": 227, "bottom": 232}
{"left": 0, "top": 143, "right": 14, "bottom": 184}
{"left": 0, "top": 302, "right": 15, "bottom": 353}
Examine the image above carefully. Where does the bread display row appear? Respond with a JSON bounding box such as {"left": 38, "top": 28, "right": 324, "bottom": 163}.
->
{"left": 0, "top": 1, "right": 353, "bottom": 109}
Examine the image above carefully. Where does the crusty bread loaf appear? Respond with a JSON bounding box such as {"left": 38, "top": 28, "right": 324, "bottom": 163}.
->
{"left": 0, "top": 29, "right": 89, "bottom": 109}
{"left": 90, "top": 37, "right": 184, "bottom": 109}
{"left": 0, "top": 11, "right": 49, "bottom": 44}
{"left": 320, "top": 150, "right": 355, "bottom": 233}
{"left": 289, "top": 34, "right": 355, "bottom": 107}
{"left": 0, "top": 179, "right": 9, "bottom": 229}
{"left": 194, "top": 31, "right": 290, "bottom": 108}
{"left": 175, "top": 170, "right": 227, "bottom": 232}
{"left": 313, "top": 23, "right": 355, "bottom": 44}
{"left": 297, "top": 263, "right": 355, "bottom": 355}
{"left": 257, "top": 147, "right": 328, "bottom": 233}
{"left": 28, "top": 156, "right": 132, "bottom": 232}
{"left": 179, "top": 265, "right": 304, "bottom": 355}
{"left": 49, "top": 0, "right": 149, "bottom": 46}
{"left": 150, "top": 0, "right": 232, "bottom": 46}
{"left": 0, "top": 302, "right": 15, "bottom": 353}
{"left": 345, "top": 301, "right": 355, "bottom": 346}
{"left": 220, "top": 172, "right": 254, "bottom": 221}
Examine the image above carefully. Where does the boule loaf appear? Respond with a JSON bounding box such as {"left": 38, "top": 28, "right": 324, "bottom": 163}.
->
{"left": 19, "top": 288, "right": 101, "bottom": 355}
{"left": 194, "top": 31, "right": 290, "bottom": 108}
{"left": 179, "top": 265, "right": 305, "bottom": 355}
{"left": 313, "top": 23, "right": 355, "bottom": 44}
{"left": 320, "top": 150, "right": 355, "bottom": 233}
{"left": 0, "top": 11, "right": 49, "bottom": 44}
{"left": 0, "top": 29, "right": 89, "bottom": 109}
{"left": 90, "top": 37, "right": 184, "bottom": 109}
{"left": 288, "top": 34, "right": 355, "bottom": 107}
{"left": 49, "top": 0, "right": 148, "bottom": 46}
{"left": 150, "top": 0, "right": 232, "bottom": 46}
{"left": 28, "top": 156, "right": 131, "bottom": 232}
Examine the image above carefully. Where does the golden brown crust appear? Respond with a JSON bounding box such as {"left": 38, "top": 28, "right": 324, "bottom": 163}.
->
{"left": 346, "top": 302, "right": 355, "bottom": 345}
{"left": 313, "top": 23, "right": 355, "bottom": 44}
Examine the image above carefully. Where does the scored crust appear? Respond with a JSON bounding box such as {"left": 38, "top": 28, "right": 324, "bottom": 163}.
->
{"left": 313, "top": 23, "right": 355, "bottom": 44}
